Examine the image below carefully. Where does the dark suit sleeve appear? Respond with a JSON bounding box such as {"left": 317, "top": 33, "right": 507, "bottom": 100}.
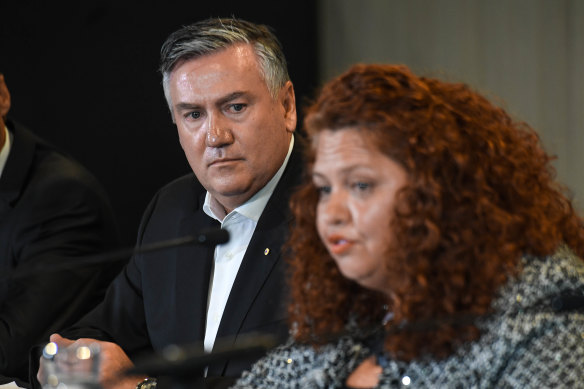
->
{"left": 60, "top": 190, "right": 163, "bottom": 357}
{"left": 0, "top": 167, "right": 121, "bottom": 381}
{"left": 61, "top": 250, "right": 153, "bottom": 355}
{"left": 27, "top": 189, "right": 164, "bottom": 389}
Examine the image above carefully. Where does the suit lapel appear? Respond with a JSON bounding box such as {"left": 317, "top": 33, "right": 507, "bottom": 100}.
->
{"left": 214, "top": 146, "right": 302, "bottom": 344}
{"left": 171, "top": 194, "right": 219, "bottom": 346}
{"left": 214, "top": 206, "right": 289, "bottom": 340}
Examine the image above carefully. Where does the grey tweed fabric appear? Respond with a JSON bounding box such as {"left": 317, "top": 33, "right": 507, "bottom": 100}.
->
{"left": 232, "top": 247, "right": 584, "bottom": 388}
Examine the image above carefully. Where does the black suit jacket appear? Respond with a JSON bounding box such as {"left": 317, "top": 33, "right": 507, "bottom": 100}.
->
{"left": 63, "top": 143, "right": 303, "bottom": 385}
{"left": 0, "top": 120, "right": 121, "bottom": 384}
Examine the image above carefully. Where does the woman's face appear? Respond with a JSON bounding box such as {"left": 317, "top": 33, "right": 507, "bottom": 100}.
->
{"left": 313, "top": 128, "right": 408, "bottom": 295}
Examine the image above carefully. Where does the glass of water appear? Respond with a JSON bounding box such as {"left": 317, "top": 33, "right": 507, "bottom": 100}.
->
{"left": 40, "top": 341, "right": 101, "bottom": 389}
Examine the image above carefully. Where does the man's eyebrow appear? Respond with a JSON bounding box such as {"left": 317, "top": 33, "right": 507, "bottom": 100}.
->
{"left": 173, "top": 92, "right": 248, "bottom": 112}
{"left": 174, "top": 102, "right": 200, "bottom": 112}
{"left": 216, "top": 91, "right": 247, "bottom": 106}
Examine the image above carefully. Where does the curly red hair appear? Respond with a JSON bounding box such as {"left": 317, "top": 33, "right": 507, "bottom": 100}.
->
{"left": 287, "top": 64, "right": 584, "bottom": 360}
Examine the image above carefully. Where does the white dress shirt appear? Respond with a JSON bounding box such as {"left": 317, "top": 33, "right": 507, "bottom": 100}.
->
{"left": 202, "top": 136, "right": 294, "bottom": 352}
{"left": 0, "top": 126, "right": 12, "bottom": 179}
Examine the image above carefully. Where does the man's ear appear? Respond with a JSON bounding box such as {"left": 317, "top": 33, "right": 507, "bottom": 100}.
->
{"left": 0, "top": 74, "right": 11, "bottom": 119}
{"left": 280, "top": 80, "right": 297, "bottom": 134}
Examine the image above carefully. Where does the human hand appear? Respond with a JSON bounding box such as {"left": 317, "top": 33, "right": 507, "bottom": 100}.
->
{"left": 38, "top": 334, "right": 146, "bottom": 389}
{"left": 345, "top": 355, "right": 382, "bottom": 389}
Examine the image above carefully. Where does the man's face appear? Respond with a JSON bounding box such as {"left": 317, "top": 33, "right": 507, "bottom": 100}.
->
{"left": 169, "top": 44, "right": 296, "bottom": 213}
{"left": 0, "top": 74, "right": 10, "bottom": 119}
{"left": 0, "top": 74, "right": 11, "bottom": 146}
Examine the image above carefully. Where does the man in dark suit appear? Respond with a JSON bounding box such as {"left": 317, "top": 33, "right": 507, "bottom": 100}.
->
{"left": 41, "top": 18, "right": 301, "bottom": 389}
{"left": 0, "top": 73, "right": 121, "bottom": 385}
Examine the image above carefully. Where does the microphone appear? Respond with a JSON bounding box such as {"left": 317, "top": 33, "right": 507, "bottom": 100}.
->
{"left": 129, "top": 228, "right": 229, "bottom": 254}
{"left": 116, "top": 292, "right": 584, "bottom": 383}
{"left": 551, "top": 292, "right": 584, "bottom": 312}
{"left": 125, "top": 333, "right": 277, "bottom": 377}
{"left": 6, "top": 228, "right": 229, "bottom": 279}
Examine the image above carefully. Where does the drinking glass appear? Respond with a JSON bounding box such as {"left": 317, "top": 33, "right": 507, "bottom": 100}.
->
{"left": 40, "top": 341, "right": 101, "bottom": 389}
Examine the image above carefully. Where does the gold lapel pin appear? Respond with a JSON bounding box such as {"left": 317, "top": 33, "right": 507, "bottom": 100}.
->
{"left": 264, "top": 248, "right": 270, "bottom": 255}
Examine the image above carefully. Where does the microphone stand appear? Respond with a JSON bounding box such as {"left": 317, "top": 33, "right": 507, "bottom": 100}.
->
{"left": 6, "top": 228, "right": 229, "bottom": 279}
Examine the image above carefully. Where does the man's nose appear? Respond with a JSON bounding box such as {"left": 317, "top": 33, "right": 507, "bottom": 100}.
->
{"left": 205, "top": 117, "right": 234, "bottom": 147}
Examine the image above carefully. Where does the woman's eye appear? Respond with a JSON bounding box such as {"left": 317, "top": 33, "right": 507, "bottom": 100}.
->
{"left": 315, "top": 185, "right": 331, "bottom": 195}
{"left": 353, "top": 182, "right": 371, "bottom": 191}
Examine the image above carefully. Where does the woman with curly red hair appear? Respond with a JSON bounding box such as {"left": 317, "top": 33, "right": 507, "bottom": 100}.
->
{"left": 233, "top": 64, "right": 584, "bottom": 388}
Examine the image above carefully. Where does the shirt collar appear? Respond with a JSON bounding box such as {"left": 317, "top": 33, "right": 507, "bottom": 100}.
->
{"left": 204, "top": 135, "right": 294, "bottom": 223}
{"left": 0, "top": 125, "right": 12, "bottom": 179}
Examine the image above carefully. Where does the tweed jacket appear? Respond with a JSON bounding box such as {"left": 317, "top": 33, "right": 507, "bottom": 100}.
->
{"left": 233, "top": 247, "right": 584, "bottom": 388}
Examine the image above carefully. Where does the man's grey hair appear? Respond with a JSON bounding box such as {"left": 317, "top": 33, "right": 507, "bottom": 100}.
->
{"left": 160, "top": 17, "right": 290, "bottom": 111}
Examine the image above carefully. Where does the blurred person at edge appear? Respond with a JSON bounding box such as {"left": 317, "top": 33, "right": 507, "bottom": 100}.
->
{"left": 0, "top": 72, "right": 121, "bottom": 386}
{"left": 233, "top": 64, "right": 584, "bottom": 388}
{"left": 37, "top": 17, "right": 300, "bottom": 389}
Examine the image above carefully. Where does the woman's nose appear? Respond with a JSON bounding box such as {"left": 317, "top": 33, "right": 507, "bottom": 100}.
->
{"left": 320, "top": 190, "right": 349, "bottom": 225}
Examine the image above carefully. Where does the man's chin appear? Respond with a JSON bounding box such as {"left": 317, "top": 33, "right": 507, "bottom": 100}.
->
{"left": 209, "top": 179, "right": 251, "bottom": 196}
{"left": 209, "top": 183, "right": 255, "bottom": 207}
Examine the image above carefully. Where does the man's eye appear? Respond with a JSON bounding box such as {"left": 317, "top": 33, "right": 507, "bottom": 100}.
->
{"left": 230, "top": 104, "right": 245, "bottom": 112}
{"left": 188, "top": 111, "right": 201, "bottom": 119}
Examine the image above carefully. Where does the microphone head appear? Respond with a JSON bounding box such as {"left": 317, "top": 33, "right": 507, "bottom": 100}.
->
{"left": 194, "top": 228, "right": 229, "bottom": 246}
{"left": 551, "top": 293, "right": 584, "bottom": 312}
